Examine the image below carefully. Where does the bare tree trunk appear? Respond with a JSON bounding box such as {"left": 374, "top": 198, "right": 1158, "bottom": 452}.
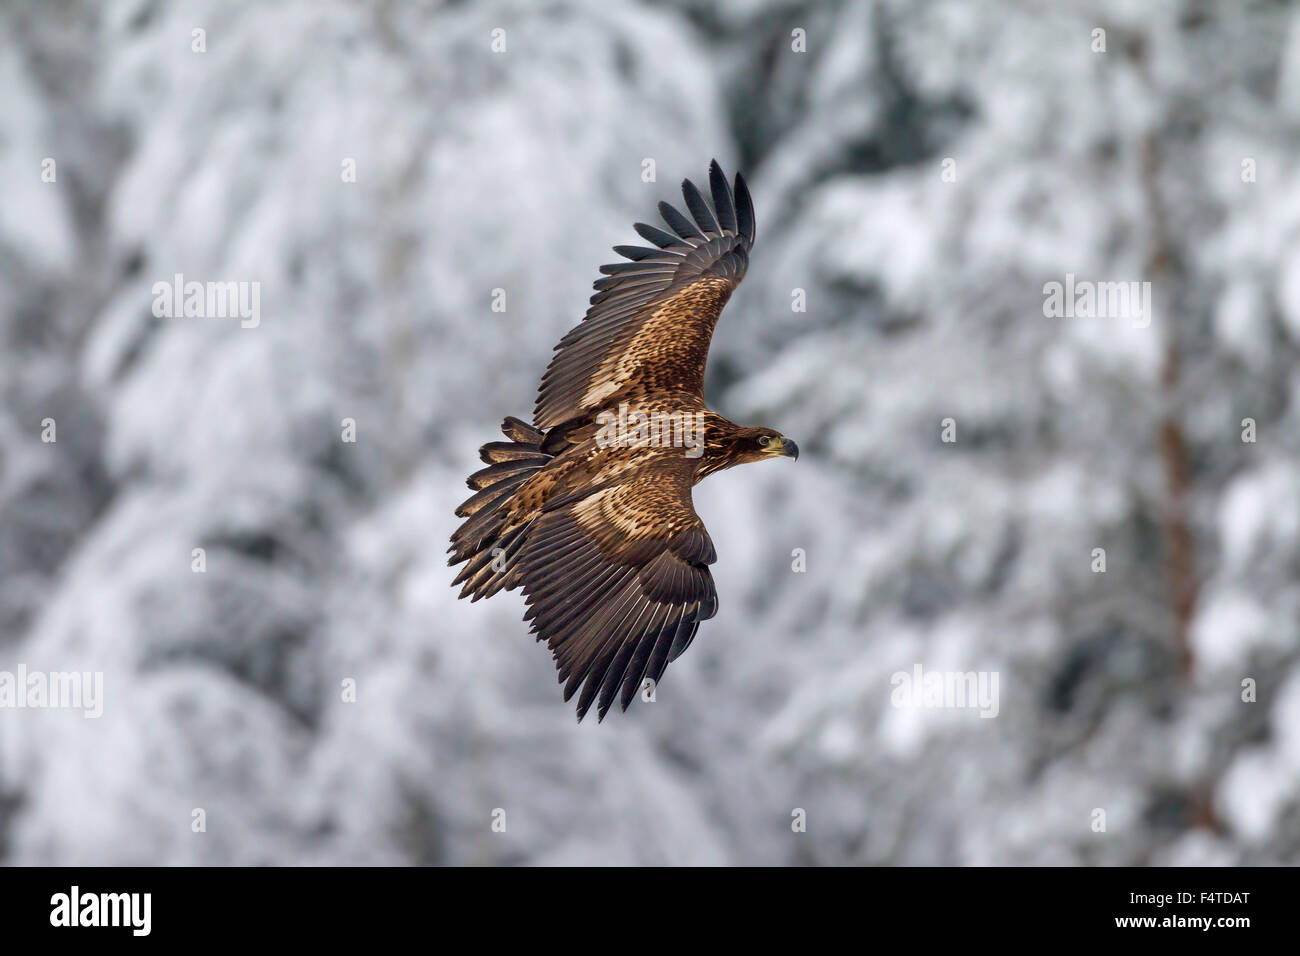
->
{"left": 1133, "top": 54, "right": 1198, "bottom": 680}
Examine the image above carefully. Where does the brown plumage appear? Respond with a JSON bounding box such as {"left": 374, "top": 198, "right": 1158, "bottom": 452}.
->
{"left": 449, "top": 160, "right": 798, "bottom": 721}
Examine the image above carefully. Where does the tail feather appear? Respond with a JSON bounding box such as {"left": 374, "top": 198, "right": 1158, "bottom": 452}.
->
{"left": 467, "top": 458, "right": 542, "bottom": 490}
{"left": 479, "top": 442, "right": 548, "bottom": 464}
{"left": 501, "top": 416, "right": 544, "bottom": 444}
{"left": 449, "top": 417, "right": 551, "bottom": 600}
{"left": 454, "top": 472, "right": 530, "bottom": 519}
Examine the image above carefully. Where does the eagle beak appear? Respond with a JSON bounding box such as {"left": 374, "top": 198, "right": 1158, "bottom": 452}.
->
{"left": 780, "top": 438, "right": 799, "bottom": 460}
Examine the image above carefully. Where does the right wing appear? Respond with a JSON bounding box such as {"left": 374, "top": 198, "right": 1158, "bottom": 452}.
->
{"left": 516, "top": 455, "right": 718, "bottom": 721}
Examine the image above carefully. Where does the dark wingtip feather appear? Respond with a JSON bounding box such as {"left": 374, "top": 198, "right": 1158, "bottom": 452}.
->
{"left": 709, "top": 160, "right": 737, "bottom": 233}
{"left": 734, "top": 172, "right": 755, "bottom": 244}
{"left": 614, "top": 244, "right": 670, "bottom": 261}
{"left": 680, "top": 177, "right": 720, "bottom": 235}
{"left": 658, "top": 200, "right": 704, "bottom": 241}
{"left": 575, "top": 696, "right": 591, "bottom": 722}
{"left": 633, "top": 221, "right": 680, "bottom": 249}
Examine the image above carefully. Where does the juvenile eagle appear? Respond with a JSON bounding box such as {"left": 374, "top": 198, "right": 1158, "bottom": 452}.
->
{"left": 449, "top": 160, "right": 797, "bottom": 721}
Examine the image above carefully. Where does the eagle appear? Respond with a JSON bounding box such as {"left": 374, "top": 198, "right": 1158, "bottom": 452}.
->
{"left": 449, "top": 160, "right": 798, "bottom": 721}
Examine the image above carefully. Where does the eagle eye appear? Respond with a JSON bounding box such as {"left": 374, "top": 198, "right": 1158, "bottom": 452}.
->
{"left": 758, "top": 435, "right": 771, "bottom": 447}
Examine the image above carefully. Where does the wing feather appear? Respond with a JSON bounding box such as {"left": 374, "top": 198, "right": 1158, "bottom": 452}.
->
{"left": 658, "top": 200, "right": 705, "bottom": 241}
{"left": 708, "top": 159, "right": 737, "bottom": 234}
{"left": 734, "top": 171, "right": 756, "bottom": 244}
{"left": 633, "top": 222, "right": 684, "bottom": 249}
{"left": 681, "top": 177, "right": 720, "bottom": 235}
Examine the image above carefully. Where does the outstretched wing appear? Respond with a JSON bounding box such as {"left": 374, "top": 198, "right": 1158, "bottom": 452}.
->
{"left": 516, "top": 454, "right": 718, "bottom": 721}
{"left": 533, "top": 160, "right": 756, "bottom": 430}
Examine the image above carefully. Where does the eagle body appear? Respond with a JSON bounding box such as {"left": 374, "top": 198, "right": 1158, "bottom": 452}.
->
{"left": 450, "top": 162, "right": 797, "bottom": 721}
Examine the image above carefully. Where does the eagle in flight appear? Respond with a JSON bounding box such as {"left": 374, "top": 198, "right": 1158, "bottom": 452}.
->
{"left": 449, "top": 160, "right": 797, "bottom": 721}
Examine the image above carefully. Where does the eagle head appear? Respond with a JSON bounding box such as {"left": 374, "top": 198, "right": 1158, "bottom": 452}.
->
{"left": 737, "top": 426, "right": 799, "bottom": 464}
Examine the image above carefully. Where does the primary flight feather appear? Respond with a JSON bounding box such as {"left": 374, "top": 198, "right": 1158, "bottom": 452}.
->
{"left": 449, "top": 160, "right": 798, "bottom": 721}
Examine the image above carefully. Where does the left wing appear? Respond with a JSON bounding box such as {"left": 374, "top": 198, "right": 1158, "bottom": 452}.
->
{"left": 533, "top": 160, "right": 756, "bottom": 430}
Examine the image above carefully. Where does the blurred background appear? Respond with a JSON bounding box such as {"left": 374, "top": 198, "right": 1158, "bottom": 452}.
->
{"left": 1, "top": 0, "right": 1298, "bottom": 866}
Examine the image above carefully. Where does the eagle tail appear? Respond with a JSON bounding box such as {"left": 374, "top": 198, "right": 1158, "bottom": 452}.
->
{"left": 448, "top": 417, "right": 549, "bottom": 600}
